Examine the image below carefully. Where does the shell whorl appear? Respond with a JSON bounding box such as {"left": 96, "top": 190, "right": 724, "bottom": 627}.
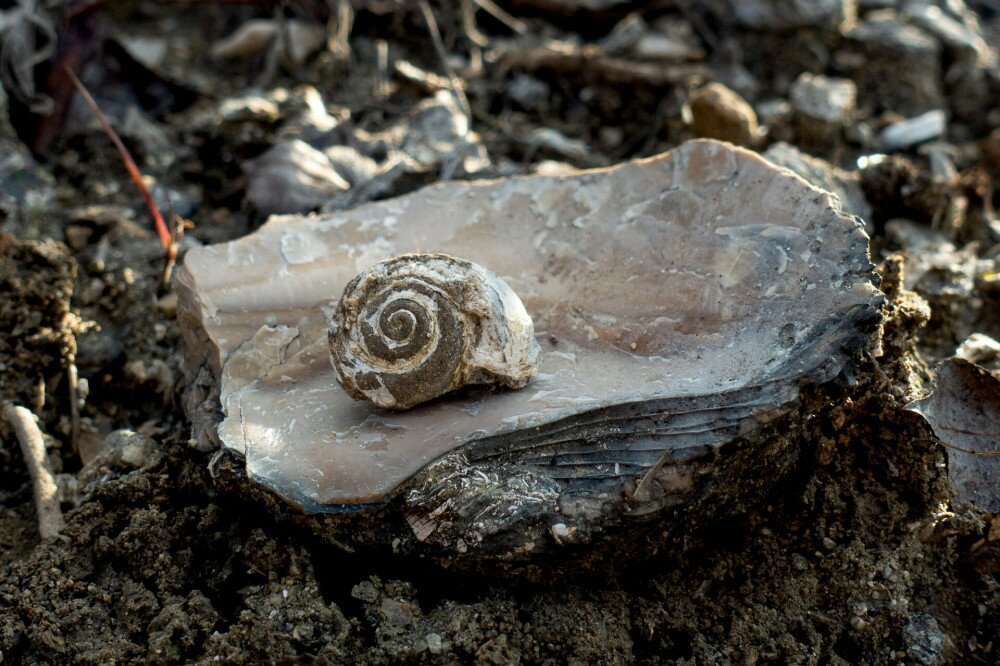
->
{"left": 329, "top": 253, "right": 539, "bottom": 410}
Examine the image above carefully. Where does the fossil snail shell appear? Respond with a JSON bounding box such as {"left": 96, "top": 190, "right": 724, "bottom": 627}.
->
{"left": 328, "top": 253, "right": 540, "bottom": 410}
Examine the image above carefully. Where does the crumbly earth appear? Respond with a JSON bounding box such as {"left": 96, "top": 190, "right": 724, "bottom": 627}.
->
{"left": 2, "top": 2, "right": 1000, "bottom": 664}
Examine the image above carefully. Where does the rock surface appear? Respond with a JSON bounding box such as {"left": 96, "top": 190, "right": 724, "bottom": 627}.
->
{"left": 789, "top": 73, "right": 856, "bottom": 148}
{"left": 763, "top": 142, "right": 872, "bottom": 221}
{"left": 177, "top": 140, "right": 882, "bottom": 524}
{"left": 243, "top": 139, "right": 349, "bottom": 217}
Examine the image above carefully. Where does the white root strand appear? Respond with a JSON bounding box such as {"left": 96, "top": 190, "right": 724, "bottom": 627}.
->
{"left": 2, "top": 403, "right": 64, "bottom": 540}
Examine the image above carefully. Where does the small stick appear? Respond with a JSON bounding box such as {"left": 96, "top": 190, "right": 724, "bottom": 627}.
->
{"left": 417, "top": 0, "right": 472, "bottom": 120}
{"left": 3, "top": 403, "right": 64, "bottom": 540}
{"left": 68, "top": 363, "right": 81, "bottom": 454}
{"left": 469, "top": 0, "right": 528, "bottom": 35}
{"left": 460, "top": 0, "right": 490, "bottom": 48}
{"left": 374, "top": 39, "right": 391, "bottom": 100}
{"left": 327, "top": 0, "right": 354, "bottom": 60}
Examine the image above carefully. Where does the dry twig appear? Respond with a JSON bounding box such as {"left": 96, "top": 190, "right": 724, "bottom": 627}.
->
{"left": 469, "top": 0, "right": 528, "bottom": 35}
{"left": 460, "top": 0, "right": 490, "bottom": 48}
{"left": 327, "top": 0, "right": 354, "bottom": 60}
{"left": 68, "top": 362, "right": 81, "bottom": 454}
{"left": 417, "top": 0, "right": 472, "bottom": 120}
{"left": 3, "top": 403, "right": 64, "bottom": 540}
{"left": 374, "top": 38, "right": 391, "bottom": 99}
{"left": 501, "top": 44, "right": 709, "bottom": 86}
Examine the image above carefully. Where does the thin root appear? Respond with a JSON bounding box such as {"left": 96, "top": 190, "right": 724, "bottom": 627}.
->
{"left": 3, "top": 403, "right": 64, "bottom": 540}
{"left": 327, "top": 0, "right": 354, "bottom": 60}
{"left": 68, "top": 362, "right": 81, "bottom": 455}
{"left": 469, "top": 0, "right": 528, "bottom": 35}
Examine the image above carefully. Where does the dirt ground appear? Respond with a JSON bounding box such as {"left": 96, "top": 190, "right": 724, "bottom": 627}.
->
{"left": 2, "top": 1, "right": 1000, "bottom": 664}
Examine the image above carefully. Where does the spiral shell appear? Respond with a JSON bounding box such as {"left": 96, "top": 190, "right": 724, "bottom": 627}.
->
{"left": 329, "top": 253, "right": 540, "bottom": 410}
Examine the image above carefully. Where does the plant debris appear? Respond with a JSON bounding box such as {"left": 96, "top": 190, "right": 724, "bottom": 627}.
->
{"left": 908, "top": 358, "right": 1000, "bottom": 512}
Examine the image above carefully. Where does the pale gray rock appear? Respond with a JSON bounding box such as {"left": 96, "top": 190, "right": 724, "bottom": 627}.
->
{"left": 396, "top": 92, "right": 489, "bottom": 178}
{"left": 789, "top": 73, "right": 857, "bottom": 147}
{"left": 243, "top": 139, "right": 349, "bottom": 217}
{"left": 508, "top": 74, "right": 550, "bottom": 111}
{"left": 904, "top": 1, "right": 991, "bottom": 64}
{"left": 880, "top": 110, "right": 947, "bottom": 151}
{"left": 756, "top": 98, "right": 793, "bottom": 132}
{"left": 763, "top": 142, "right": 872, "bottom": 222}
{"left": 321, "top": 92, "right": 491, "bottom": 212}
{"left": 883, "top": 220, "right": 980, "bottom": 298}
{"left": 275, "top": 86, "right": 347, "bottom": 145}
{"left": 177, "top": 139, "right": 882, "bottom": 539}
{"left": 79, "top": 430, "right": 163, "bottom": 488}
{"left": 323, "top": 145, "right": 380, "bottom": 187}
{"left": 903, "top": 611, "right": 945, "bottom": 665}
{"left": 956, "top": 333, "right": 1000, "bottom": 369}
{"left": 0, "top": 86, "right": 54, "bottom": 232}
{"left": 217, "top": 93, "right": 281, "bottom": 124}
{"left": 598, "top": 14, "right": 647, "bottom": 55}
{"left": 211, "top": 18, "right": 326, "bottom": 66}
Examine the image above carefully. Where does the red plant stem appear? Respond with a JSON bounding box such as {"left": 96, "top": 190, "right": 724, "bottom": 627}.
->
{"left": 62, "top": 65, "right": 173, "bottom": 253}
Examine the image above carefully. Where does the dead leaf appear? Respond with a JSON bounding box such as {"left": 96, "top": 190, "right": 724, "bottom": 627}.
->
{"left": 907, "top": 358, "right": 1000, "bottom": 512}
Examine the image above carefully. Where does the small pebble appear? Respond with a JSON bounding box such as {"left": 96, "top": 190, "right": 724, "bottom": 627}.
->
{"left": 880, "top": 110, "right": 947, "bottom": 151}
{"left": 903, "top": 612, "right": 945, "bottom": 665}
{"left": 956, "top": 333, "right": 1000, "bottom": 365}
{"left": 351, "top": 580, "right": 379, "bottom": 603}
{"left": 790, "top": 73, "right": 856, "bottom": 147}
{"left": 790, "top": 73, "right": 856, "bottom": 126}
{"left": 689, "top": 82, "right": 760, "bottom": 147}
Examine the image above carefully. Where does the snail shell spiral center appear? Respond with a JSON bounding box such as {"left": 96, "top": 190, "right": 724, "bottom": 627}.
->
{"left": 329, "top": 253, "right": 540, "bottom": 410}
{"left": 359, "top": 288, "right": 442, "bottom": 369}
{"left": 382, "top": 305, "right": 417, "bottom": 344}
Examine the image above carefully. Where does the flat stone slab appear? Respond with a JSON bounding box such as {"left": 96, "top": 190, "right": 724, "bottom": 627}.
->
{"left": 177, "top": 139, "right": 882, "bottom": 511}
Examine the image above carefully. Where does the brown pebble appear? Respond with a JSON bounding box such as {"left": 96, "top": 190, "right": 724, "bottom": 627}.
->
{"left": 689, "top": 82, "right": 760, "bottom": 147}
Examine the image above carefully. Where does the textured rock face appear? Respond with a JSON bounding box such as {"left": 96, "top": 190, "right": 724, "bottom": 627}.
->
{"left": 177, "top": 140, "right": 882, "bottom": 542}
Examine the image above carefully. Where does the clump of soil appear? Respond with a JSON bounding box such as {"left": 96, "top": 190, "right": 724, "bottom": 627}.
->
{"left": 0, "top": 236, "right": 79, "bottom": 411}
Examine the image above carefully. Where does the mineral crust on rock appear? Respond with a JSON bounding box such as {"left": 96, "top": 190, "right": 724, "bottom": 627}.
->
{"left": 177, "top": 139, "right": 882, "bottom": 555}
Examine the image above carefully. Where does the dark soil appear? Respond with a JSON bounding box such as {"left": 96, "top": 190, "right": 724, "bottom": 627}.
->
{"left": 2, "top": 1, "right": 1000, "bottom": 664}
